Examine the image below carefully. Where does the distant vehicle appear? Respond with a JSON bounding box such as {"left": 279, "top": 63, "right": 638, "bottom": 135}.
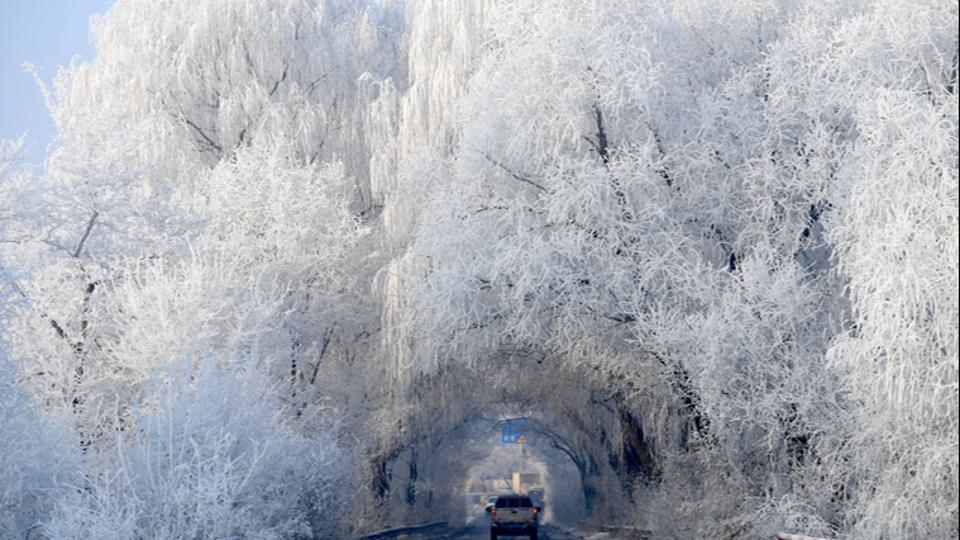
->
{"left": 526, "top": 489, "right": 544, "bottom": 509}
{"left": 511, "top": 471, "right": 541, "bottom": 494}
{"left": 479, "top": 494, "right": 498, "bottom": 510}
{"left": 486, "top": 494, "right": 540, "bottom": 540}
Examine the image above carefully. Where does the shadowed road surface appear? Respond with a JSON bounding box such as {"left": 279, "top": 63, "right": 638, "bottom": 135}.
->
{"left": 421, "top": 524, "right": 584, "bottom": 539}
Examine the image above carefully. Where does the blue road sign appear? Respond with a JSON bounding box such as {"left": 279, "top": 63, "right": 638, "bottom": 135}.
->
{"left": 499, "top": 419, "right": 526, "bottom": 444}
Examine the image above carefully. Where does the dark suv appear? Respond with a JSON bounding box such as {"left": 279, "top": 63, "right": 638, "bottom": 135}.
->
{"left": 486, "top": 495, "right": 540, "bottom": 540}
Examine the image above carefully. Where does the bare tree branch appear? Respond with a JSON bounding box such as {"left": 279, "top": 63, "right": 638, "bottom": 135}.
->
{"left": 269, "top": 65, "right": 289, "bottom": 97}
{"left": 183, "top": 117, "right": 223, "bottom": 153}
{"left": 73, "top": 210, "right": 99, "bottom": 258}
{"left": 481, "top": 152, "right": 549, "bottom": 192}
{"left": 592, "top": 106, "right": 610, "bottom": 165}
{"left": 309, "top": 325, "right": 336, "bottom": 385}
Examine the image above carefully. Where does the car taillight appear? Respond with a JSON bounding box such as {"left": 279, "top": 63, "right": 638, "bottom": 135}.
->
{"left": 532, "top": 507, "right": 539, "bottom": 516}
{"left": 491, "top": 508, "right": 497, "bottom": 521}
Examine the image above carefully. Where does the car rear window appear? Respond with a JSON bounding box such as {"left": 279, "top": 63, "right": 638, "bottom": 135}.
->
{"left": 495, "top": 497, "right": 533, "bottom": 508}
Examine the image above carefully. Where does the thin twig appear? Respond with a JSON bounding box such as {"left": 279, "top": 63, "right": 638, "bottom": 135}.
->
{"left": 309, "top": 325, "right": 336, "bottom": 385}
{"left": 183, "top": 117, "right": 223, "bottom": 153}
{"left": 481, "top": 152, "right": 549, "bottom": 192}
{"left": 269, "top": 65, "right": 289, "bottom": 97}
{"left": 73, "top": 210, "right": 99, "bottom": 258}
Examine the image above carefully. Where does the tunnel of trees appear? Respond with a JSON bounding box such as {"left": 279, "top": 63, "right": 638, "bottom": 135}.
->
{"left": 0, "top": 0, "right": 957, "bottom": 538}
{"left": 365, "top": 355, "right": 663, "bottom": 527}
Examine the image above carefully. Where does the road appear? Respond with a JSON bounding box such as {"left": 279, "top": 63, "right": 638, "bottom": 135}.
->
{"left": 357, "top": 521, "right": 657, "bottom": 540}
{"left": 417, "top": 523, "right": 589, "bottom": 539}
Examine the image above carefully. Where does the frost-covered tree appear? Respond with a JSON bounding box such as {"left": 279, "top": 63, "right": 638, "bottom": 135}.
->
{"left": 5, "top": 1, "right": 385, "bottom": 536}
{"left": 371, "top": 0, "right": 958, "bottom": 536}
{"left": 1, "top": 0, "right": 956, "bottom": 537}
{"left": 0, "top": 353, "right": 79, "bottom": 539}
{"left": 816, "top": 8, "right": 959, "bottom": 537}
{"left": 8, "top": 0, "right": 378, "bottom": 435}
{"left": 43, "top": 354, "right": 343, "bottom": 539}
{"left": 1, "top": 141, "right": 81, "bottom": 538}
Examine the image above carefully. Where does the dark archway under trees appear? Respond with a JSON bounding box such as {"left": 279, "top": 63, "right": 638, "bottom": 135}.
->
{"left": 362, "top": 349, "right": 686, "bottom": 530}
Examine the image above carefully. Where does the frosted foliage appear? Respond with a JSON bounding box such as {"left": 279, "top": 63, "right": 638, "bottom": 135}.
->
{"left": 202, "top": 142, "right": 360, "bottom": 279}
{"left": 56, "top": 0, "right": 332, "bottom": 166}
{"left": 826, "top": 74, "right": 959, "bottom": 538}
{"left": 0, "top": 146, "right": 79, "bottom": 538}
{"left": 365, "top": 0, "right": 495, "bottom": 241}
{"left": 0, "top": 357, "right": 78, "bottom": 539}
{"left": 0, "top": 0, "right": 957, "bottom": 537}
{"left": 381, "top": 0, "right": 958, "bottom": 536}
{"left": 43, "top": 356, "right": 342, "bottom": 539}
{"left": 39, "top": 0, "right": 399, "bottom": 260}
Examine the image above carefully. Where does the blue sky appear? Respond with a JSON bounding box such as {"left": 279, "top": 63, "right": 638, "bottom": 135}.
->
{"left": 1, "top": 1, "right": 114, "bottom": 164}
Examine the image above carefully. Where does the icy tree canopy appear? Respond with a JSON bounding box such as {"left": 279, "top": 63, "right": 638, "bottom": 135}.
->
{"left": 0, "top": 0, "right": 957, "bottom": 538}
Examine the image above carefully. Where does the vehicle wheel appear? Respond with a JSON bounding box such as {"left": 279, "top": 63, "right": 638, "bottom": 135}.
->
{"left": 530, "top": 530, "right": 537, "bottom": 540}
{"left": 490, "top": 531, "right": 497, "bottom": 540}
